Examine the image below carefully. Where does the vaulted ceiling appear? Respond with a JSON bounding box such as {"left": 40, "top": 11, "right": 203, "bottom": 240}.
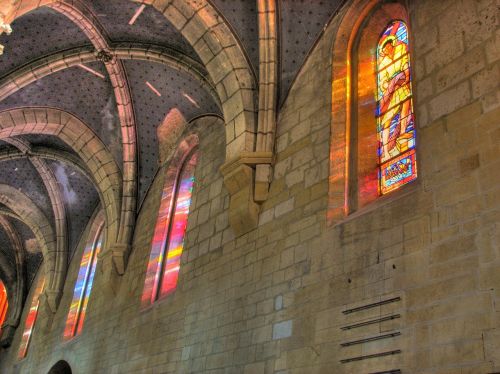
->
{"left": 0, "top": 0, "right": 345, "bottom": 316}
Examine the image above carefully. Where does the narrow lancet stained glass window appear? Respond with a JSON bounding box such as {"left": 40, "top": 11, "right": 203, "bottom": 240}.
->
{"left": 63, "top": 224, "right": 103, "bottom": 340}
{"left": 376, "top": 20, "right": 417, "bottom": 194}
{"left": 0, "top": 281, "right": 8, "bottom": 329}
{"left": 142, "top": 149, "right": 198, "bottom": 306}
{"left": 18, "top": 277, "right": 44, "bottom": 359}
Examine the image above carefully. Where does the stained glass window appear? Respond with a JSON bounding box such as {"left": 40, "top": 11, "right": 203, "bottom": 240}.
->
{"left": 376, "top": 20, "right": 417, "bottom": 194}
{"left": 142, "top": 149, "right": 198, "bottom": 307}
{"left": 18, "top": 276, "right": 44, "bottom": 359}
{"left": 63, "top": 224, "right": 103, "bottom": 340}
{"left": 0, "top": 281, "right": 8, "bottom": 329}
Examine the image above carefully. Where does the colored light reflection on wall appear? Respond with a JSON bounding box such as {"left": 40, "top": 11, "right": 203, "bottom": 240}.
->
{"left": 63, "top": 225, "right": 103, "bottom": 340}
{"left": 142, "top": 150, "right": 198, "bottom": 306}
{"left": 376, "top": 20, "right": 417, "bottom": 194}
{"left": 0, "top": 281, "right": 8, "bottom": 329}
{"left": 18, "top": 277, "right": 44, "bottom": 359}
{"left": 159, "top": 152, "right": 197, "bottom": 297}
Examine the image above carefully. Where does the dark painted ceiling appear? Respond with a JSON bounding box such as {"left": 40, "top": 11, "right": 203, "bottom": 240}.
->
{"left": 210, "top": 0, "right": 259, "bottom": 79}
{"left": 279, "top": 0, "right": 346, "bottom": 105}
{"left": 0, "top": 7, "right": 90, "bottom": 78}
{"left": 124, "top": 59, "right": 221, "bottom": 202}
{"left": 8, "top": 217, "right": 42, "bottom": 287}
{"left": 0, "top": 226, "right": 15, "bottom": 274}
{"left": 90, "top": 0, "right": 200, "bottom": 61}
{"left": 47, "top": 160, "right": 100, "bottom": 260}
{"left": 0, "top": 0, "right": 348, "bottom": 296}
{"left": 0, "top": 158, "right": 55, "bottom": 227}
{"left": 0, "top": 62, "right": 123, "bottom": 166}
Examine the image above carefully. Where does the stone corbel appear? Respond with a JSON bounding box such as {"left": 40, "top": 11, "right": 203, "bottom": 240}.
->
{"left": 36, "top": 290, "right": 59, "bottom": 333}
{"left": 111, "top": 242, "right": 129, "bottom": 275}
{"left": 220, "top": 152, "right": 273, "bottom": 236}
{"left": 98, "top": 244, "right": 128, "bottom": 295}
{"left": 44, "top": 289, "right": 61, "bottom": 314}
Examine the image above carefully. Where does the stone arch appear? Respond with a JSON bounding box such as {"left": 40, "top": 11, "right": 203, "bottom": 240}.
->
{"left": 0, "top": 146, "right": 95, "bottom": 183}
{"left": 0, "top": 215, "right": 25, "bottom": 347}
{"left": 47, "top": 360, "right": 72, "bottom": 374}
{"left": 0, "top": 107, "right": 122, "bottom": 263}
{"left": 3, "top": 137, "right": 68, "bottom": 312}
{"left": 0, "top": 185, "right": 58, "bottom": 307}
{"left": 328, "top": 0, "right": 381, "bottom": 224}
{"left": 3, "top": 0, "right": 257, "bottom": 159}
{"left": 328, "top": 0, "right": 414, "bottom": 224}
{"left": 0, "top": 44, "right": 219, "bottom": 114}
{"left": 145, "top": 0, "right": 257, "bottom": 159}
{"left": 141, "top": 131, "right": 199, "bottom": 306}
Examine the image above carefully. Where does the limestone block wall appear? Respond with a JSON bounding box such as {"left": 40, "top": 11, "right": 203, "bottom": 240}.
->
{"left": 0, "top": 0, "right": 498, "bottom": 373}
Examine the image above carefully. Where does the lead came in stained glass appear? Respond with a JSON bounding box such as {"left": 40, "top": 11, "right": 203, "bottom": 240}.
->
{"left": 376, "top": 20, "right": 417, "bottom": 194}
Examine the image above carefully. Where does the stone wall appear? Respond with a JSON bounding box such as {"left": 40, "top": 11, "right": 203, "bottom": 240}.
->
{"left": 0, "top": 0, "right": 499, "bottom": 373}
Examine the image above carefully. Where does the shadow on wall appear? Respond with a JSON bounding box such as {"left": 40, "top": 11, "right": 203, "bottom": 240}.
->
{"left": 47, "top": 360, "right": 72, "bottom": 374}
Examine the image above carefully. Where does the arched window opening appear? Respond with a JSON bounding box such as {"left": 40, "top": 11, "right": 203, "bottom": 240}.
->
{"left": 18, "top": 276, "right": 44, "bottom": 359}
{"left": 376, "top": 20, "right": 417, "bottom": 194}
{"left": 328, "top": 2, "right": 416, "bottom": 222}
{"left": 142, "top": 147, "right": 198, "bottom": 307}
{"left": 47, "top": 360, "right": 72, "bottom": 374}
{"left": 0, "top": 281, "right": 8, "bottom": 329}
{"left": 63, "top": 222, "right": 103, "bottom": 340}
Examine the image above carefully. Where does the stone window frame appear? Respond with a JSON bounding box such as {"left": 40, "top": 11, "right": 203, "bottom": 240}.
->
{"left": 141, "top": 134, "right": 199, "bottom": 308}
{"left": 62, "top": 212, "right": 105, "bottom": 341}
{"left": 328, "top": 0, "right": 420, "bottom": 225}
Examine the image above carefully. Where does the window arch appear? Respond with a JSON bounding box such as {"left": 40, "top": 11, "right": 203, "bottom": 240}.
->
{"left": 18, "top": 276, "right": 44, "bottom": 359}
{"left": 142, "top": 136, "right": 199, "bottom": 307}
{"left": 329, "top": 1, "right": 416, "bottom": 222}
{"left": 63, "top": 215, "right": 104, "bottom": 340}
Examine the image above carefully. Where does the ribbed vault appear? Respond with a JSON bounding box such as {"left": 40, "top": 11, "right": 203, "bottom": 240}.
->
{"left": 0, "top": 0, "right": 350, "bottom": 343}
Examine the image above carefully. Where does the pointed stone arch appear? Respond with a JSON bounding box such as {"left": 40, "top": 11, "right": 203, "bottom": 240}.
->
{"left": 0, "top": 185, "right": 58, "bottom": 309}
{"left": 0, "top": 107, "right": 122, "bottom": 272}
{"left": 0, "top": 216, "right": 25, "bottom": 347}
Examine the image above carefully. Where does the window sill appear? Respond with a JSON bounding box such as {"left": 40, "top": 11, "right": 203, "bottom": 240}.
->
{"left": 139, "top": 291, "right": 177, "bottom": 314}
{"left": 333, "top": 180, "right": 420, "bottom": 227}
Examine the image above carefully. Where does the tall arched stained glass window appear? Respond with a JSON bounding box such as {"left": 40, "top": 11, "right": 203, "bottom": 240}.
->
{"left": 18, "top": 276, "right": 44, "bottom": 359}
{"left": 376, "top": 20, "right": 417, "bottom": 194}
{"left": 63, "top": 222, "right": 103, "bottom": 340}
{"left": 0, "top": 281, "right": 8, "bottom": 329}
{"left": 142, "top": 148, "right": 198, "bottom": 307}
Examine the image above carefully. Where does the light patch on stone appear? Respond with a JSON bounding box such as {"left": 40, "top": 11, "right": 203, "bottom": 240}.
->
{"left": 275, "top": 295, "right": 283, "bottom": 311}
{"left": 55, "top": 163, "right": 77, "bottom": 204}
{"left": 24, "top": 238, "right": 40, "bottom": 254}
{"left": 157, "top": 108, "right": 187, "bottom": 164}
{"left": 181, "top": 346, "right": 191, "bottom": 361}
{"left": 100, "top": 95, "right": 122, "bottom": 163}
{"left": 273, "top": 320, "right": 292, "bottom": 340}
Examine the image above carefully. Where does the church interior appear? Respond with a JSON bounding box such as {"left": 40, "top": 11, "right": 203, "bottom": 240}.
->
{"left": 0, "top": 0, "right": 498, "bottom": 372}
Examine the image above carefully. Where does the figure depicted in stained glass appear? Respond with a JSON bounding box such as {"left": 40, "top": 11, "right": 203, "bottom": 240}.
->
{"left": 376, "top": 20, "right": 417, "bottom": 194}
